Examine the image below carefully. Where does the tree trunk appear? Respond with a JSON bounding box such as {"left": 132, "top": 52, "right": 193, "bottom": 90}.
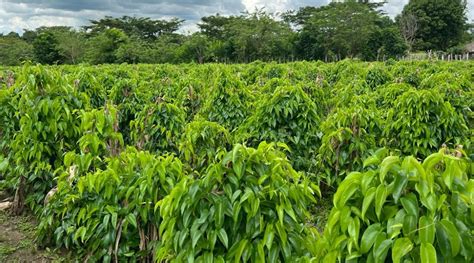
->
{"left": 11, "top": 175, "right": 26, "bottom": 215}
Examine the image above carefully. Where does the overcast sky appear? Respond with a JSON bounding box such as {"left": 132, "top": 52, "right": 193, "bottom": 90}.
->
{"left": 1, "top": 0, "right": 473, "bottom": 34}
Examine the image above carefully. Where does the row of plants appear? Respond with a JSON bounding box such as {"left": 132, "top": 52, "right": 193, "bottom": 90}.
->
{"left": 0, "top": 60, "right": 472, "bottom": 261}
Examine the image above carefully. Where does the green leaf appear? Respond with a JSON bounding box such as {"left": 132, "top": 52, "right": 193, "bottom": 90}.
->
{"left": 400, "top": 195, "right": 418, "bottom": 219}
{"left": 217, "top": 228, "right": 228, "bottom": 249}
{"left": 402, "top": 215, "right": 417, "bottom": 238}
{"left": 436, "top": 221, "right": 451, "bottom": 258}
{"left": 379, "top": 156, "right": 399, "bottom": 183}
{"left": 126, "top": 213, "right": 137, "bottom": 228}
{"left": 334, "top": 173, "right": 361, "bottom": 209}
{"left": 269, "top": 245, "right": 279, "bottom": 263}
{"left": 373, "top": 239, "right": 392, "bottom": 263}
{"left": 235, "top": 239, "right": 248, "bottom": 263}
{"left": 74, "top": 226, "right": 86, "bottom": 243}
{"left": 0, "top": 157, "right": 8, "bottom": 172}
{"left": 420, "top": 193, "right": 437, "bottom": 212}
{"left": 362, "top": 187, "right": 376, "bottom": 220}
{"left": 420, "top": 243, "right": 437, "bottom": 263}
{"left": 375, "top": 184, "right": 387, "bottom": 220}
{"left": 392, "top": 238, "right": 413, "bottom": 263}
{"left": 263, "top": 223, "right": 275, "bottom": 250}
{"left": 361, "top": 171, "right": 375, "bottom": 195}
{"left": 323, "top": 251, "right": 338, "bottom": 263}
{"left": 216, "top": 202, "right": 224, "bottom": 228}
{"left": 203, "top": 252, "right": 213, "bottom": 263}
{"left": 419, "top": 216, "right": 435, "bottom": 244}
{"left": 360, "top": 224, "right": 381, "bottom": 254}
{"left": 439, "top": 219, "right": 461, "bottom": 256}
{"left": 257, "top": 242, "right": 265, "bottom": 263}
{"left": 275, "top": 221, "right": 287, "bottom": 245}
{"left": 392, "top": 173, "right": 408, "bottom": 204}
{"left": 232, "top": 144, "right": 244, "bottom": 178}
{"left": 363, "top": 155, "right": 380, "bottom": 168}
{"left": 277, "top": 204, "right": 284, "bottom": 225}
{"left": 348, "top": 217, "right": 360, "bottom": 247}
{"left": 191, "top": 227, "right": 203, "bottom": 249}
{"left": 111, "top": 212, "right": 118, "bottom": 229}
{"left": 422, "top": 152, "right": 443, "bottom": 170}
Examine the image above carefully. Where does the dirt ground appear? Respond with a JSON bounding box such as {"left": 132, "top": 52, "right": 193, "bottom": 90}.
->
{"left": 0, "top": 211, "right": 68, "bottom": 263}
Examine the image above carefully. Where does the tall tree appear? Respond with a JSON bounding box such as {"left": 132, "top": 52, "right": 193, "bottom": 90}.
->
{"left": 397, "top": 12, "right": 418, "bottom": 51}
{"left": 33, "top": 32, "right": 63, "bottom": 64}
{"left": 199, "top": 10, "right": 295, "bottom": 62}
{"left": 179, "top": 33, "right": 211, "bottom": 63}
{"left": 115, "top": 37, "right": 150, "bottom": 64}
{"left": 294, "top": 2, "right": 388, "bottom": 60}
{"left": 363, "top": 26, "right": 407, "bottom": 60}
{"left": 56, "top": 30, "right": 86, "bottom": 64}
{"left": 0, "top": 36, "right": 34, "bottom": 65}
{"left": 86, "top": 28, "right": 128, "bottom": 64}
{"left": 22, "top": 30, "right": 37, "bottom": 43}
{"left": 400, "top": 0, "right": 468, "bottom": 51}
{"left": 198, "top": 14, "right": 236, "bottom": 40}
{"left": 84, "top": 16, "right": 183, "bottom": 40}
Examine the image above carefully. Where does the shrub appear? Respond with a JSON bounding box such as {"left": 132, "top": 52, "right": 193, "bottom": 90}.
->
{"left": 316, "top": 104, "right": 383, "bottom": 189}
{"left": 197, "top": 69, "right": 253, "bottom": 132}
{"left": 316, "top": 148, "right": 473, "bottom": 262}
{"left": 237, "top": 85, "right": 321, "bottom": 172}
{"left": 130, "top": 101, "right": 185, "bottom": 154}
{"left": 38, "top": 147, "right": 184, "bottom": 261}
{"left": 382, "top": 89, "right": 469, "bottom": 158}
{"left": 179, "top": 120, "right": 231, "bottom": 172}
{"left": 374, "top": 83, "right": 413, "bottom": 109}
{"left": 8, "top": 65, "right": 90, "bottom": 214}
{"left": 419, "top": 72, "right": 473, "bottom": 127}
{"left": 157, "top": 142, "right": 319, "bottom": 262}
{"left": 365, "top": 65, "right": 392, "bottom": 90}
{"left": 109, "top": 78, "right": 150, "bottom": 145}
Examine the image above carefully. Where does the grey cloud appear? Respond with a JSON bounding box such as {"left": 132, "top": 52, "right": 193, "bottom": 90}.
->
{"left": 3, "top": 0, "right": 241, "bottom": 13}
{"left": 0, "top": 0, "right": 246, "bottom": 33}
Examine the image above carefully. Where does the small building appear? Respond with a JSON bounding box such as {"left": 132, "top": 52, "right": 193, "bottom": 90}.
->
{"left": 465, "top": 42, "right": 474, "bottom": 59}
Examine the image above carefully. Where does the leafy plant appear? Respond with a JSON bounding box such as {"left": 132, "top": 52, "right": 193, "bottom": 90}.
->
{"left": 197, "top": 69, "right": 253, "bottom": 132}
{"left": 0, "top": 85, "right": 18, "bottom": 192}
{"left": 316, "top": 104, "right": 383, "bottom": 189}
{"left": 374, "top": 83, "right": 412, "bottom": 109}
{"left": 175, "top": 76, "right": 205, "bottom": 122}
{"left": 157, "top": 142, "right": 319, "bottom": 262}
{"left": 8, "top": 65, "right": 90, "bottom": 214}
{"left": 179, "top": 120, "right": 231, "bottom": 172}
{"left": 365, "top": 65, "right": 392, "bottom": 90}
{"left": 237, "top": 85, "right": 321, "bottom": 172}
{"left": 130, "top": 100, "right": 185, "bottom": 154}
{"left": 38, "top": 147, "right": 184, "bottom": 261}
{"left": 108, "top": 77, "right": 149, "bottom": 145}
{"left": 77, "top": 104, "right": 123, "bottom": 157}
{"left": 328, "top": 80, "right": 371, "bottom": 110}
{"left": 382, "top": 89, "right": 469, "bottom": 158}
{"left": 315, "top": 148, "right": 473, "bottom": 262}
{"left": 419, "top": 72, "right": 473, "bottom": 127}
{"left": 71, "top": 67, "right": 106, "bottom": 108}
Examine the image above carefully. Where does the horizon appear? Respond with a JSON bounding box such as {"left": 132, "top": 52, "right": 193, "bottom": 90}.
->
{"left": 1, "top": 0, "right": 472, "bottom": 35}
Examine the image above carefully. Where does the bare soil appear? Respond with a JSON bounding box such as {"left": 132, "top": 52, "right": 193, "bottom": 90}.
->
{"left": 0, "top": 211, "right": 67, "bottom": 262}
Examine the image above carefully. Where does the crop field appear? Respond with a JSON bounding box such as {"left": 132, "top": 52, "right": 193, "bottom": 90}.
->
{"left": 0, "top": 60, "right": 473, "bottom": 262}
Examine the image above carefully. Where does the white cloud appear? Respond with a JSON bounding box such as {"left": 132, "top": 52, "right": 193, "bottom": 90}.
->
{"left": 383, "top": 0, "right": 408, "bottom": 17}
{"left": 469, "top": 0, "right": 474, "bottom": 22}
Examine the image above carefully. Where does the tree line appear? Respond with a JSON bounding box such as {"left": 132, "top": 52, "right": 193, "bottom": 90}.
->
{"left": 0, "top": 0, "right": 472, "bottom": 65}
